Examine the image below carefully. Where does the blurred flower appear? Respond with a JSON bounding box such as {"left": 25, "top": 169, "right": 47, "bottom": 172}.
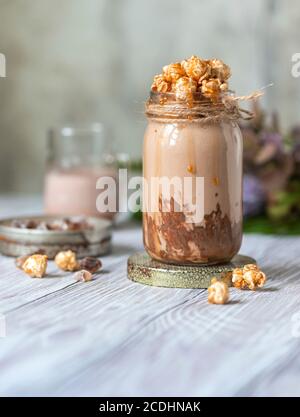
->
{"left": 243, "top": 174, "right": 266, "bottom": 218}
{"left": 293, "top": 143, "right": 300, "bottom": 166}
{"left": 241, "top": 102, "right": 300, "bottom": 232}
{"left": 255, "top": 131, "right": 284, "bottom": 165}
{"left": 291, "top": 126, "right": 300, "bottom": 168}
{"left": 291, "top": 125, "right": 300, "bottom": 143}
{"left": 258, "top": 154, "right": 294, "bottom": 195}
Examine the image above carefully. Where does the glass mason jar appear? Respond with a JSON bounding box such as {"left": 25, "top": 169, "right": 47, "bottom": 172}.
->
{"left": 143, "top": 92, "right": 243, "bottom": 265}
{"left": 44, "top": 124, "right": 118, "bottom": 220}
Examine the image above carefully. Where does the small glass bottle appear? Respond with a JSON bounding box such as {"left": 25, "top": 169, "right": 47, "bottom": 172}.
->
{"left": 44, "top": 124, "right": 117, "bottom": 220}
{"left": 143, "top": 92, "right": 243, "bottom": 265}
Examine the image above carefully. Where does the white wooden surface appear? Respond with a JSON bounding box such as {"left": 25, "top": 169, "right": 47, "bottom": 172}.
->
{"left": 0, "top": 195, "right": 300, "bottom": 397}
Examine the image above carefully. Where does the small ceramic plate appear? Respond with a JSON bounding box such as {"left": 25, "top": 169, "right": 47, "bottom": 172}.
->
{"left": 0, "top": 215, "right": 112, "bottom": 259}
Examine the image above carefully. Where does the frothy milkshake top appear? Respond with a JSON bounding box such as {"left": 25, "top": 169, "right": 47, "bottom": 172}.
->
{"left": 151, "top": 55, "right": 231, "bottom": 103}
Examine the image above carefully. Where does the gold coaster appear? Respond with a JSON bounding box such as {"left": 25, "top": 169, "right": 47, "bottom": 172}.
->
{"left": 127, "top": 252, "right": 256, "bottom": 289}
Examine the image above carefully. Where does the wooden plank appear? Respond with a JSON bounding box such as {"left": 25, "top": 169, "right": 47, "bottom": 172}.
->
{"left": 0, "top": 197, "right": 300, "bottom": 396}
{"left": 0, "top": 227, "right": 299, "bottom": 395}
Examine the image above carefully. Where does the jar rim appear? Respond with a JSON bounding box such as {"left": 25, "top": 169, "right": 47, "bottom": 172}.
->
{"left": 149, "top": 90, "right": 226, "bottom": 104}
{"left": 145, "top": 91, "right": 240, "bottom": 123}
{"left": 49, "top": 123, "right": 104, "bottom": 137}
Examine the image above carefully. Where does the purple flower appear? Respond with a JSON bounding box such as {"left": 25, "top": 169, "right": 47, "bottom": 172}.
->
{"left": 243, "top": 175, "right": 266, "bottom": 218}
{"left": 291, "top": 126, "right": 300, "bottom": 143}
{"left": 260, "top": 131, "right": 284, "bottom": 150}
{"left": 293, "top": 142, "right": 300, "bottom": 163}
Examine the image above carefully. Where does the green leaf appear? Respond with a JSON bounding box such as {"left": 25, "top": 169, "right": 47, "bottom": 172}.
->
{"left": 244, "top": 216, "right": 300, "bottom": 235}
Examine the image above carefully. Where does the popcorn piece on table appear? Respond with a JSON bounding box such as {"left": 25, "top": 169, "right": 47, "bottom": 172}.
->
{"left": 220, "top": 271, "right": 233, "bottom": 287}
{"left": 55, "top": 250, "right": 79, "bottom": 272}
{"left": 232, "top": 263, "right": 267, "bottom": 290}
{"left": 74, "top": 270, "right": 93, "bottom": 282}
{"left": 208, "top": 277, "right": 229, "bottom": 305}
{"left": 22, "top": 254, "right": 48, "bottom": 278}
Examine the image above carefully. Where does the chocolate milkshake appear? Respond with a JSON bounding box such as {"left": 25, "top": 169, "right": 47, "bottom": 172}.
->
{"left": 143, "top": 56, "right": 243, "bottom": 265}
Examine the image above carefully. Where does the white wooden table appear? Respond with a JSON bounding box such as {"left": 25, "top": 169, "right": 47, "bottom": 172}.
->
{"left": 0, "top": 195, "right": 300, "bottom": 397}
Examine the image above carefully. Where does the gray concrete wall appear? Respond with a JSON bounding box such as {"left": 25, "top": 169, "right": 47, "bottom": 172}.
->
{"left": 0, "top": 0, "right": 299, "bottom": 192}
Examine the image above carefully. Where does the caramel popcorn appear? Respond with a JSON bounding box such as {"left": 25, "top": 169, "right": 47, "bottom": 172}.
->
{"left": 232, "top": 267, "right": 244, "bottom": 287}
{"left": 220, "top": 271, "right": 233, "bottom": 287}
{"left": 208, "top": 277, "right": 229, "bottom": 304}
{"left": 74, "top": 269, "right": 93, "bottom": 282}
{"left": 150, "top": 55, "right": 231, "bottom": 103}
{"left": 175, "top": 76, "right": 197, "bottom": 102}
{"left": 181, "top": 56, "right": 211, "bottom": 82}
{"left": 22, "top": 254, "right": 48, "bottom": 278}
{"left": 210, "top": 59, "right": 231, "bottom": 81}
{"left": 243, "top": 264, "right": 259, "bottom": 272}
{"left": 232, "top": 264, "right": 267, "bottom": 290}
{"left": 151, "top": 74, "right": 170, "bottom": 93}
{"left": 244, "top": 270, "right": 267, "bottom": 290}
{"left": 220, "top": 81, "right": 228, "bottom": 92}
{"left": 201, "top": 78, "right": 226, "bottom": 99}
{"left": 163, "top": 62, "right": 185, "bottom": 83}
{"left": 55, "top": 250, "right": 79, "bottom": 272}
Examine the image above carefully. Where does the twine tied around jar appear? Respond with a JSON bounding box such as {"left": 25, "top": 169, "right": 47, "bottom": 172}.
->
{"left": 145, "top": 90, "right": 265, "bottom": 124}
